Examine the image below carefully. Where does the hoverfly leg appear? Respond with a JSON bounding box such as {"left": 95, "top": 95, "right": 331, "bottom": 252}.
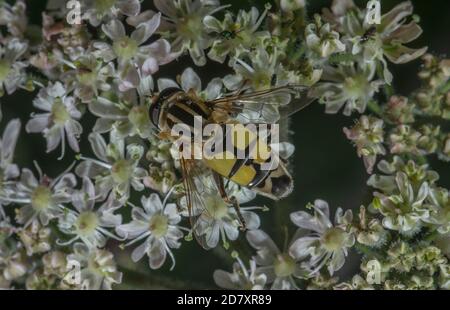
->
{"left": 234, "top": 79, "right": 251, "bottom": 96}
{"left": 156, "top": 130, "right": 172, "bottom": 140}
{"left": 212, "top": 172, "right": 247, "bottom": 231}
{"left": 229, "top": 196, "right": 247, "bottom": 231}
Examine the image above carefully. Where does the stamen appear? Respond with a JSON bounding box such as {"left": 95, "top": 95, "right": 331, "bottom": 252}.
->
{"left": 58, "top": 129, "right": 66, "bottom": 160}
{"left": 98, "top": 227, "right": 127, "bottom": 241}
{"left": 251, "top": 4, "right": 271, "bottom": 33}
{"left": 164, "top": 242, "right": 177, "bottom": 271}
{"left": 56, "top": 236, "right": 80, "bottom": 246}
{"left": 124, "top": 231, "right": 151, "bottom": 247}
{"left": 33, "top": 160, "right": 43, "bottom": 180}
{"left": 78, "top": 156, "right": 112, "bottom": 169}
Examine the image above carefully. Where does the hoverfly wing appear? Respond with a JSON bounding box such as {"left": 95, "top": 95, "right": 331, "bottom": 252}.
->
{"left": 210, "top": 85, "right": 316, "bottom": 124}
{"left": 278, "top": 92, "right": 317, "bottom": 119}
{"left": 179, "top": 158, "right": 220, "bottom": 250}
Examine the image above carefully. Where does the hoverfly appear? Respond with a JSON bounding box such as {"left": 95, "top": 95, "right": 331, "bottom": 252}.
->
{"left": 149, "top": 82, "right": 314, "bottom": 249}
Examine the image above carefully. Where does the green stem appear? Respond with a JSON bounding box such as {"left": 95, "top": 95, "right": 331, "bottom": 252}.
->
{"left": 367, "top": 100, "right": 383, "bottom": 117}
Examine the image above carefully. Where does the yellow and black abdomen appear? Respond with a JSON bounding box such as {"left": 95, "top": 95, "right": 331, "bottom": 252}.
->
{"left": 203, "top": 124, "right": 293, "bottom": 200}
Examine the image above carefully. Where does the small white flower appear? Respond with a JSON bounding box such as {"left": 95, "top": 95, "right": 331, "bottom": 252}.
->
{"left": 224, "top": 47, "right": 289, "bottom": 92}
{"left": 180, "top": 175, "right": 260, "bottom": 249}
{"left": 116, "top": 193, "right": 185, "bottom": 270}
{"left": 246, "top": 229, "right": 306, "bottom": 289}
{"left": 0, "top": 38, "right": 28, "bottom": 96}
{"left": 67, "top": 242, "right": 122, "bottom": 290}
{"left": 0, "top": 243, "right": 27, "bottom": 281}
{"left": 26, "top": 82, "right": 82, "bottom": 158}
{"left": 372, "top": 172, "right": 429, "bottom": 234}
{"left": 89, "top": 95, "right": 153, "bottom": 139}
{"left": 310, "top": 62, "right": 383, "bottom": 115}
{"left": 82, "top": 0, "right": 141, "bottom": 27}
{"left": 0, "top": 119, "right": 21, "bottom": 219}
{"left": 58, "top": 177, "right": 123, "bottom": 248}
{"left": 203, "top": 6, "right": 271, "bottom": 64}
{"left": 305, "top": 16, "right": 345, "bottom": 59}
{"left": 69, "top": 55, "right": 115, "bottom": 103}
{"left": 75, "top": 132, "right": 147, "bottom": 203}
{"left": 154, "top": 0, "right": 227, "bottom": 66}
{"left": 12, "top": 165, "right": 77, "bottom": 227}
{"left": 289, "top": 200, "right": 355, "bottom": 276}
{"left": 214, "top": 258, "right": 267, "bottom": 290}
{"left": 94, "top": 15, "right": 175, "bottom": 91}
{"left": 0, "top": 0, "right": 28, "bottom": 37}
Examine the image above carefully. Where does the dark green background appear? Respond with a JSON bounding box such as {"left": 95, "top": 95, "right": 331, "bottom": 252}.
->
{"left": 1, "top": 0, "right": 449, "bottom": 288}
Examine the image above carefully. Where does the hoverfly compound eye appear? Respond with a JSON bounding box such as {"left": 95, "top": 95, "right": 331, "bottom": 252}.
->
{"left": 149, "top": 100, "right": 160, "bottom": 128}
{"left": 150, "top": 87, "right": 182, "bottom": 129}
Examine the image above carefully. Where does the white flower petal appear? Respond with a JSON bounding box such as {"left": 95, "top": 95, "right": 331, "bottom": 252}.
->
{"left": 131, "top": 240, "right": 148, "bottom": 262}
{"left": 181, "top": 68, "right": 202, "bottom": 93}
{"left": 102, "top": 19, "right": 126, "bottom": 40}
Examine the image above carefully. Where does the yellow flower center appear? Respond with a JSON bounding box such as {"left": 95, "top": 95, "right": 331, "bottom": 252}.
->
{"left": 343, "top": 75, "right": 367, "bottom": 98}
{"left": 322, "top": 227, "right": 346, "bottom": 251}
{"left": 149, "top": 214, "right": 169, "bottom": 238}
{"left": 204, "top": 195, "right": 229, "bottom": 220}
{"left": 113, "top": 37, "right": 138, "bottom": 61}
{"left": 31, "top": 186, "right": 53, "bottom": 211}
{"left": 252, "top": 72, "right": 271, "bottom": 91}
{"left": 51, "top": 98, "right": 70, "bottom": 125}
{"left": 128, "top": 106, "right": 150, "bottom": 131}
{"left": 178, "top": 15, "right": 203, "bottom": 40}
{"left": 111, "top": 159, "right": 133, "bottom": 184}
{"left": 75, "top": 211, "right": 99, "bottom": 236}
{"left": 274, "top": 254, "right": 296, "bottom": 277}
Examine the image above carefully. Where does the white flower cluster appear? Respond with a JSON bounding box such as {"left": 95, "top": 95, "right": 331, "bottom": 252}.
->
{"left": 0, "top": 0, "right": 448, "bottom": 290}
